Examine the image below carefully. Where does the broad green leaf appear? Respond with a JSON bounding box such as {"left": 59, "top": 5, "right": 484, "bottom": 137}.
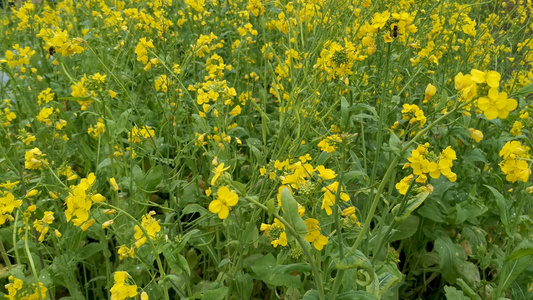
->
{"left": 390, "top": 215, "right": 419, "bottom": 242}
{"left": 336, "top": 291, "right": 378, "bottom": 300}
{"left": 444, "top": 286, "right": 470, "bottom": 300}
{"left": 343, "top": 170, "right": 366, "bottom": 184}
{"left": 418, "top": 202, "right": 446, "bottom": 223}
{"left": 302, "top": 290, "right": 378, "bottom": 300}
{"left": 341, "top": 97, "right": 349, "bottom": 129}
{"left": 235, "top": 272, "right": 253, "bottom": 300}
{"left": 434, "top": 237, "right": 465, "bottom": 284}
{"left": 201, "top": 286, "right": 228, "bottom": 300}
{"left": 250, "top": 254, "right": 310, "bottom": 288}
{"left": 336, "top": 250, "right": 374, "bottom": 286}
{"left": 144, "top": 165, "right": 162, "bottom": 191}
{"left": 76, "top": 243, "right": 103, "bottom": 260}
{"left": 376, "top": 263, "right": 403, "bottom": 296}
{"left": 496, "top": 256, "right": 532, "bottom": 298}
{"left": 280, "top": 188, "right": 308, "bottom": 238}
{"left": 512, "top": 83, "right": 533, "bottom": 98}
{"left": 484, "top": 185, "right": 508, "bottom": 228}
{"left": 462, "top": 148, "right": 486, "bottom": 163}
{"left": 392, "top": 191, "right": 429, "bottom": 222}
{"left": 456, "top": 278, "right": 482, "bottom": 300}
{"left": 388, "top": 131, "right": 401, "bottom": 155}
{"left": 302, "top": 290, "right": 319, "bottom": 300}
{"left": 506, "top": 242, "right": 533, "bottom": 261}
{"left": 163, "top": 244, "right": 190, "bottom": 276}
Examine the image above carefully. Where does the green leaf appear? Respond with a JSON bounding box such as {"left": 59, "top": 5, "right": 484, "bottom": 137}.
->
{"left": 302, "top": 290, "right": 319, "bottom": 300}
{"left": 336, "top": 291, "right": 378, "bottom": 300}
{"left": 336, "top": 250, "right": 374, "bottom": 286}
{"left": 376, "top": 263, "right": 403, "bottom": 297}
{"left": 392, "top": 191, "right": 429, "bottom": 222}
{"left": 201, "top": 286, "right": 228, "bottom": 300}
{"left": 434, "top": 236, "right": 465, "bottom": 284}
{"left": 418, "top": 202, "right": 446, "bottom": 223}
{"left": 76, "top": 243, "right": 103, "bottom": 260}
{"left": 506, "top": 242, "right": 533, "bottom": 261}
{"left": 484, "top": 185, "right": 508, "bottom": 228}
{"left": 341, "top": 97, "right": 349, "bottom": 129}
{"left": 388, "top": 131, "right": 401, "bottom": 155}
{"left": 496, "top": 256, "right": 532, "bottom": 299}
{"left": 250, "top": 254, "right": 310, "bottom": 288}
{"left": 390, "top": 215, "right": 419, "bottom": 242}
{"left": 456, "top": 278, "right": 482, "bottom": 300}
{"left": 280, "top": 188, "right": 308, "bottom": 238}
{"left": 302, "top": 290, "right": 378, "bottom": 300}
{"left": 444, "top": 286, "right": 470, "bottom": 300}
{"left": 343, "top": 170, "right": 366, "bottom": 184}
{"left": 511, "top": 83, "right": 533, "bottom": 98}
{"left": 462, "top": 148, "right": 486, "bottom": 163}
{"left": 163, "top": 244, "right": 190, "bottom": 276}
{"left": 144, "top": 165, "right": 162, "bottom": 191}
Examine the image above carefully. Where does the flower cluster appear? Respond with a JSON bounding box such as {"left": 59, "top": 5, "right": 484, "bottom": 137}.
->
{"left": 315, "top": 39, "right": 365, "bottom": 82}
{"left": 304, "top": 218, "right": 328, "bottom": 250}
{"left": 260, "top": 218, "right": 288, "bottom": 248}
{"left": 88, "top": 118, "right": 106, "bottom": 138}
{"left": 0, "top": 192, "right": 23, "bottom": 225}
{"left": 318, "top": 134, "right": 342, "bottom": 153}
{"left": 36, "top": 28, "right": 85, "bottom": 57}
{"left": 24, "top": 147, "right": 48, "bottom": 170}
{"left": 401, "top": 104, "right": 426, "bottom": 127}
{"left": 110, "top": 271, "right": 138, "bottom": 300}
{"left": 3, "top": 44, "right": 35, "bottom": 71}
{"left": 455, "top": 69, "right": 517, "bottom": 120}
{"left": 321, "top": 181, "right": 350, "bottom": 216}
{"left": 64, "top": 173, "right": 105, "bottom": 229}
{"left": 33, "top": 211, "right": 55, "bottom": 242}
{"left": 397, "top": 144, "right": 457, "bottom": 194}
{"left": 341, "top": 206, "right": 361, "bottom": 228}
{"left": 0, "top": 106, "right": 17, "bottom": 127}
{"left": 499, "top": 141, "right": 531, "bottom": 183}
{"left": 135, "top": 38, "right": 157, "bottom": 70}
{"left": 4, "top": 276, "right": 47, "bottom": 300}
{"left": 128, "top": 125, "right": 155, "bottom": 143}
{"left": 134, "top": 211, "right": 161, "bottom": 248}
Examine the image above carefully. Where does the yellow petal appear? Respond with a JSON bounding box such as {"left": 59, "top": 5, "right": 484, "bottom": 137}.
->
{"left": 208, "top": 200, "right": 223, "bottom": 213}
{"left": 470, "top": 69, "right": 486, "bottom": 83}
{"left": 218, "top": 205, "right": 230, "bottom": 219}
{"left": 486, "top": 71, "right": 500, "bottom": 88}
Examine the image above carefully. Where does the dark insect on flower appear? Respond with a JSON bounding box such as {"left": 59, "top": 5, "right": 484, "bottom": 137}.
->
{"left": 48, "top": 46, "right": 56, "bottom": 56}
{"left": 392, "top": 25, "right": 399, "bottom": 38}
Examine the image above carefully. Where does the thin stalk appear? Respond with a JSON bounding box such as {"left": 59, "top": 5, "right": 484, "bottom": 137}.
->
{"left": 244, "top": 196, "right": 326, "bottom": 300}
{"left": 364, "top": 42, "right": 392, "bottom": 225}
{"left": 329, "top": 139, "right": 348, "bottom": 299}
{"left": 350, "top": 99, "right": 474, "bottom": 253}
{"left": 94, "top": 202, "right": 170, "bottom": 300}
{"left": 25, "top": 222, "right": 43, "bottom": 300}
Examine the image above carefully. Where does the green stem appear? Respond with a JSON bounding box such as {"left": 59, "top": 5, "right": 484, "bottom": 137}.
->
{"left": 329, "top": 139, "right": 348, "bottom": 299}
{"left": 94, "top": 202, "right": 170, "bottom": 300}
{"left": 350, "top": 99, "right": 474, "bottom": 253}
{"left": 25, "top": 221, "right": 44, "bottom": 300}
{"left": 0, "top": 230, "right": 12, "bottom": 269}
{"left": 364, "top": 42, "right": 392, "bottom": 232}
{"left": 244, "top": 196, "right": 326, "bottom": 300}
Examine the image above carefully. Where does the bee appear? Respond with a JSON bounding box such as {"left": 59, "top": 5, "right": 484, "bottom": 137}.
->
{"left": 48, "top": 46, "right": 55, "bottom": 56}
{"left": 392, "top": 25, "right": 399, "bottom": 38}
